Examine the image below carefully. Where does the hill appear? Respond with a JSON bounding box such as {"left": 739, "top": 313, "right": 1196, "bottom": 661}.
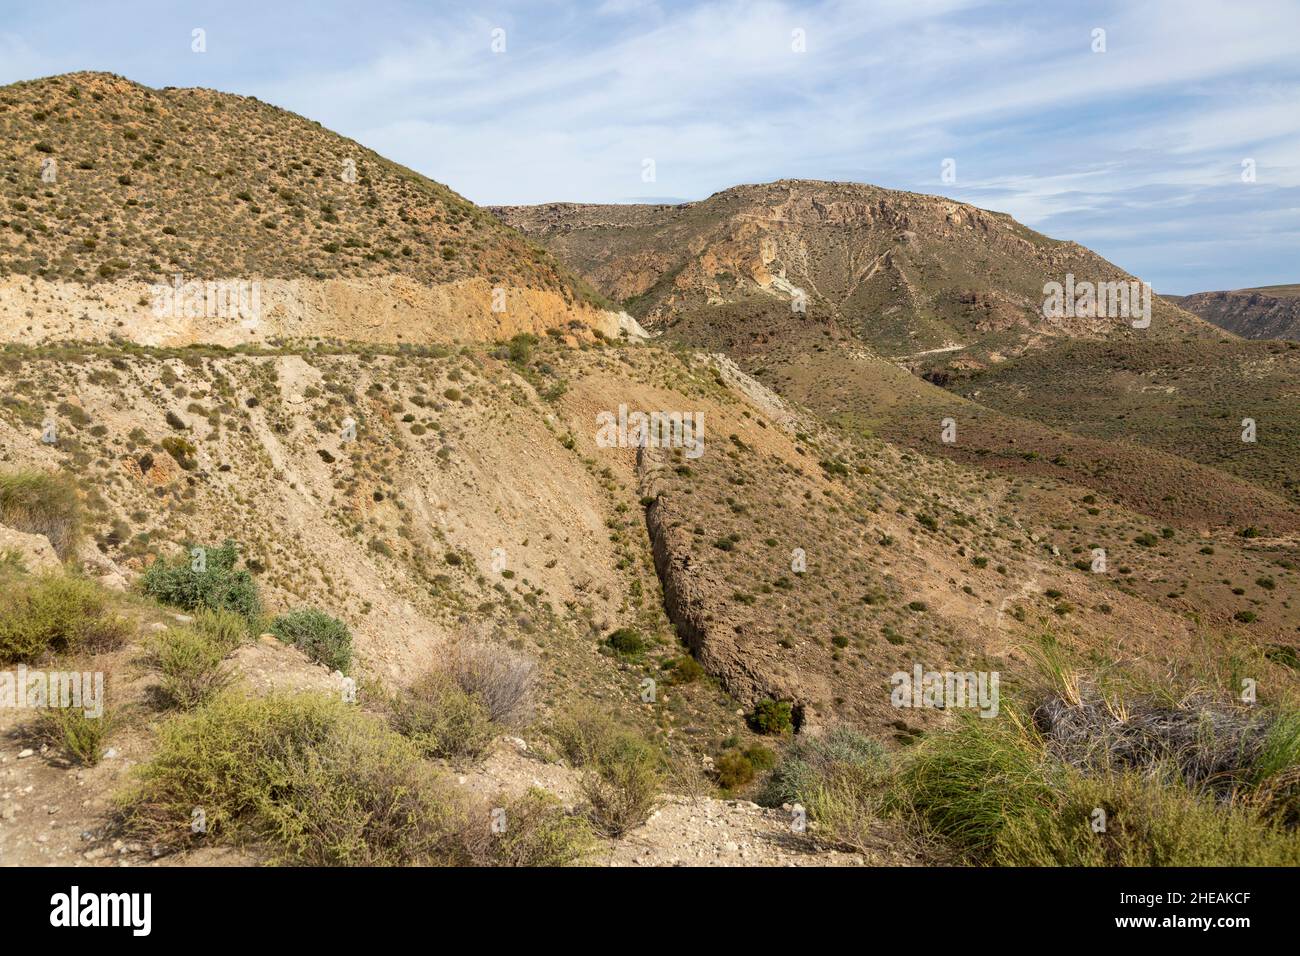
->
{"left": 493, "top": 179, "right": 1223, "bottom": 361}
{"left": 0, "top": 72, "right": 621, "bottom": 346}
{"left": 1170, "top": 285, "right": 1300, "bottom": 340}
{"left": 1, "top": 81, "right": 1297, "bottom": 870}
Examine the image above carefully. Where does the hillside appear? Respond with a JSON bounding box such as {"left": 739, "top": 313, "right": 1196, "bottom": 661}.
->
{"left": 493, "top": 179, "right": 1223, "bottom": 361}
{"left": 1, "top": 80, "right": 1297, "bottom": 871}
{"left": 1170, "top": 285, "right": 1300, "bottom": 340}
{"left": 0, "top": 72, "right": 621, "bottom": 346}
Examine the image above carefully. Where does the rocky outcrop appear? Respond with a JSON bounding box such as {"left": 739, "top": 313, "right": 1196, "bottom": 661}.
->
{"left": 0, "top": 275, "right": 623, "bottom": 347}
{"left": 0, "top": 524, "right": 62, "bottom": 573}
{"left": 637, "top": 444, "right": 807, "bottom": 717}
{"left": 1171, "top": 289, "right": 1300, "bottom": 340}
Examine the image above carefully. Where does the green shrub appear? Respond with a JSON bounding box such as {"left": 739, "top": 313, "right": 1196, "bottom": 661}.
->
{"left": 661, "top": 654, "right": 704, "bottom": 685}
{"left": 715, "top": 749, "right": 757, "bottom": 790}
{"left": 192, "top": 607, "right": 252, "bottom": 653}
{"left": 121, "top": 693, "right": 469, "bottom": 865}
{"left": 37, "top": 704, "right": 113, "bottom": 767}
{"left": 897, "top": 708, "right": 1056, "bottom": 859}
{"left": 548, "top": 704, "right": 662, "bottom": 836}
{"left": 0, "top": 470, "right": 82, "bottom": 560}
{"left": 581, "top": 729, "right": 663, "bottom": 836}
{"left": 993, "top": 768, "right": 1300, "bottom": 866}
{"left": 473, "top": 788, "right": 593, "bottom": 867}
{"left": 388, "top": 671, "right": 497, "bottom": 761}
{"left": 147, "top": 627, "right": 235, "bottom": 709}
{"left": 761, "top": 727, "right": 886, "bottom": 806}
{"left": 0, "top": 573, "right": 129, "bottom": 663}
{"left": 160, "top": 435, "right": 197, "bottom": 470}
{"left": 269, "top": 607, "right": 352, "bottom": 672}
{"left": 748, "top": 698, "right": 794, "bottom": 735}
{"left": 606, "top": 627, "right": 646, "bottom": 656}
{"left": 506, "top": 333, "right": 537, "bottom": 365}
{"left": 141, "top": 541, "right": 261, "bottom": 617}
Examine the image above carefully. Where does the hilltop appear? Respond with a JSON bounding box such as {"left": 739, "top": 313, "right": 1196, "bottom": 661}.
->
{"left": 0, "top": 72, "right": 620, "bottom": 346}
{"left": 493, "top": 179, "right": 1222, "bottom": 361}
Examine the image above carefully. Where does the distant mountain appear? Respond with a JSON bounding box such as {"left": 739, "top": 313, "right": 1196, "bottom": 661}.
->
{"left": 493, "top": 179, "right": 1222, "bottom": 362}
{"left": 1168, "top": 285, "right": 1300, "bottom": 340}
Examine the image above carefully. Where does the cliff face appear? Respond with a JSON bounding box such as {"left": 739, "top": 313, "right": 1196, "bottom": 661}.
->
{"left": 1171, "top": 288, "right": 1300, "bottom": 340}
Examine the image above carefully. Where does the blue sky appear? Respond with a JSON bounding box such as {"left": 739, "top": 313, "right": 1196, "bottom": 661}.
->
{"left": 2, "top": 0, "right": 1297, "bottom": 293}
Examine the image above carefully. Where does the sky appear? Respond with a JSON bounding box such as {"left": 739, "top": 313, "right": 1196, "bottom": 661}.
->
{"left": 1, "top": 0, "right": 1297, "bottom": 293}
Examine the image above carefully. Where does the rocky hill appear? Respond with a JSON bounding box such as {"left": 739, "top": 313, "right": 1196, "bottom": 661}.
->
{"left": 1170, "top": 285, "right": 1300, "bottom": 340}
{"left": 2, "top": 78, "right": 1297, "bottom": 870}
{"left": 493, "top": 180, "right": 1222, "bottom": 360}
{"left": 0, "top": 72, "right": 622, "bottom": 346}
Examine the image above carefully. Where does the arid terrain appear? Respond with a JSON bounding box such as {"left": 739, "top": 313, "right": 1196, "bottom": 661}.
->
{"left": 2, "top": 74, "right": 1298, "bottom": 869}
{"left": 1170, "top": 285, "right": 1300, "bottom": 341}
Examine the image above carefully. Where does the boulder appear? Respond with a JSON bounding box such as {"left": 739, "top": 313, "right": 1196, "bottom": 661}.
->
{"left": 0, "top": 524, "right": 62, "bottom": 573}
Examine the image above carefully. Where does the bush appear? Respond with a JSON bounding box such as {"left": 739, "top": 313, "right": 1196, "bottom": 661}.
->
{"left": 388, "top": 671, "right": 497, "bottom": 761}
{"left": 160, "top": 436, "right": 197, "bottom": 470}
{"left": 802, "top": 757, "right": 898, "bottom": 854}
{"left": 0, "top": 470, "right": 82, "bottom": 560}
{"left": 470, "top": 788, "right": 593, "bottom": 866}
{"left": 748, "top": 698, "right": 794, "bottom": 735}
{"left": 581, "top": 729, "right": 663, "bottom": 836}
{"left": 121, "top": 692, "right": 470, "bottom": 865}
{"left": 147, "top": 627, "right": 235, "bottom": 709}
{"left": 141, "top": 541, "right": 261, "bottom": 617}
{"left": 270, "top": 607, "right": 352, "bottom": 672}
{"left": 192, "top": 607, "right": 252, "bottom": 653}
{"left": 506, "top": 333, "right": 537, "bottom": 365}
{"left": 549, "top": 705, "right": 662, "bottom": 835}
{"left": 714, "top": 745, "right": 776, "bottom": 791}
{"left": 715, "top": 749, "right": 756, "bottom": 790}
{"left": 661, "top": 654, "right": 704, "bottom": 685}
{"left": 606, "top": 627, "right": 646, "bottom": 656}
{"left": 0, "top": 573, "right": 129, "bottom": 663}
{"left": 444, "top": 641, "right": 535, "bottom": 727}
{"left": 993, "top": 768, "right": 1300, "bottom": 866}
{"left": 761, "top": 727, "right": 887, "bottom": 807}
{"left": 37, "top": 701, "right": 113, "bottom": 767}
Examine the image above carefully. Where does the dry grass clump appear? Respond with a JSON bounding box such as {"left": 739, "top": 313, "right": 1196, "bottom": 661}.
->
{"left": 0, "top": 470, "right": 82, "bottom": 560}
{"left": 443, "top": 640, "right": 536, "bottom": 727}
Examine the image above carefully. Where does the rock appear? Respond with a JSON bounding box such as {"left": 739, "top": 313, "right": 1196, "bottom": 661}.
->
{"left": 17, "top": 749, "right": 33, "bottom": 759}
{"left": 0, "top": 525, "right": 61, "bottom": 572}
{"left": 97, "top": 569, "right": 129, "bottom": 592}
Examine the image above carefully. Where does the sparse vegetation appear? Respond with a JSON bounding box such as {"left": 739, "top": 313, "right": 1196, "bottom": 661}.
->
{"left": 269, "top": 607, "right": 352, "bottom": 672}
{"left": 0, "top": 470, "right": 82, "bottom": 560}
{"left": 141, "top": 540, "right": 261, "bottom": 618}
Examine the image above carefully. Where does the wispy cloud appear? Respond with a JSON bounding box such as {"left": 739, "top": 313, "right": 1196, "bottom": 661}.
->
{"left": 0, "top": 0, "right": 1296, "bottom": 291}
